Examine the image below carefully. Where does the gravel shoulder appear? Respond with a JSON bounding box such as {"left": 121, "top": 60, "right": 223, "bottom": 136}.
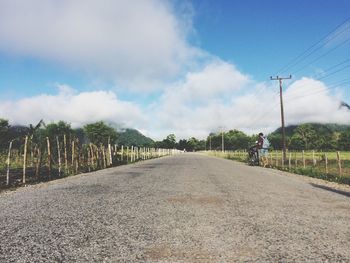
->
{"left": 1, "top": 153, "right": 349, "bottom": 262}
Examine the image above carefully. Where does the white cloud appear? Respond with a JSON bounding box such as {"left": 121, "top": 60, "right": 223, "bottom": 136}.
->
{"left": 0, "top": 74, "right": 348, "bottom": 141}
{"left": 146, "top": 71, "right": 349, "bottom": 140}
{"left": 0, "top": 84, "right": 145, "bottom": 128}
{"left": 284, "top": 77, "right": 349, "bottom": 124}
{"left": 0, "top": 0, "right": 198, "bottom": 91}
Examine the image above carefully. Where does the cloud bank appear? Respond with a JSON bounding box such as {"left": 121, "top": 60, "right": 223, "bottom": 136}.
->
{"left": 0, "top": 1, "right": 348, "bottom": 140}
{"left": 0, "top": 0, "right": 197, "bottom": 91}
{"left": 0, "top": 85, "right": 144, "bottom": 128}
{"left": 1, "top": 71, "right": 348, "bottom": 140}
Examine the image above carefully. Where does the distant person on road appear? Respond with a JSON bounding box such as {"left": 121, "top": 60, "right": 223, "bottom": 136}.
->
{"left": 257, "top": 132, "right": 270, "bottom": 167}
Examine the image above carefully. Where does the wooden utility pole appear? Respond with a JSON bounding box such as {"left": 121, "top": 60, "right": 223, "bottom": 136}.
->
{"left": 270, "top": 75, "right": 292, "bottom": 161}
{"left": 222, "top": 131, "right": 224, "bottom": 152}
{"left": 218, "top": 126, "right": 225, "bottom": 152}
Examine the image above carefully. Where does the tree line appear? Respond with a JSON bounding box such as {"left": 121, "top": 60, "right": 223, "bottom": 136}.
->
{"left": 156, "top": 123, "right": 350, "bottom": 152}
{"left": 0, "top": 119, "right": 155, "bottom": 152}
{"left": 1, "top": 118, "right": 349, "bottom": 152}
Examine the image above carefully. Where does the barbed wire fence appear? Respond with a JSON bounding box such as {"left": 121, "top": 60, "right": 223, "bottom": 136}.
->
{"left": 0, "top": 134, "right": 179, "bottom": 188}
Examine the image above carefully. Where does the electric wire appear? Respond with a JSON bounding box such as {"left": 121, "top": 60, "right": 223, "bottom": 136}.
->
{"left": 284, "top": 78, "right": 350, "bottom": 103}
{"left": 276, "top": 17, "right": 350, "bottom": 74}
{"left": 291, "top": 37, "right": 350, "bottom": 75}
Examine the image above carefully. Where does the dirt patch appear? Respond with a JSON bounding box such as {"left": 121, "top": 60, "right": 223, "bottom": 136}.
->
{"left": 167, "top": 195, "right": 223, "bottom": 206}
{"left": 144, "top": 245, "right": 213, "bottom": 261}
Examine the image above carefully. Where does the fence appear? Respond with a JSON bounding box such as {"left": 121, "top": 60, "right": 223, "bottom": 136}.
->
{"left": 0, "top": 135, "right": 178, "bottom": 188}
{"left": 207, "top": 150, "right": 350, "bottom": 182}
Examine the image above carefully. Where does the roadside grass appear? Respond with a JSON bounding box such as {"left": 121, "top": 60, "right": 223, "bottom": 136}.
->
{"left": 205, "top": 150, "right": 350, "bottom": 186}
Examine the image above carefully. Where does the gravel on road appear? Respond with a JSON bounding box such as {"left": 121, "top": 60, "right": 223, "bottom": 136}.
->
{"left": 0, "top": 153, "right": 349, "bottom": 262}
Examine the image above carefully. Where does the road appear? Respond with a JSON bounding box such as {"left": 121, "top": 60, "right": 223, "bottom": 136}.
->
{"left": 0, "top": 153, "right": 350, "bottom": 262}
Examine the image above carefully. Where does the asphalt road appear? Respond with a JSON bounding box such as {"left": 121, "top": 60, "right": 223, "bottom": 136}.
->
{"left": 1, "top": 153, "right": 350, "bottom": 262}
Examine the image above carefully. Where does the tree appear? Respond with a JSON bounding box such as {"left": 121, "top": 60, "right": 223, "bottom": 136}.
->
{"left": 177, "top": 139, "right": 188, "bottom": 151}
{"left": 288, "top": 134, "right": 304, "bottom": 150}
{"left": 292, "top": 124, "right": 317, "bottom": 150}
{"left": 45, "top": 121, "right": 72, "bottom": 140}
{"left": 116, "top": 128, "right": 154, "bottom": 147}
{"left": 225, "top": 130, "right": 251, "bottom": 150}
{"left": 160, "top": 134, "right": 176, "bottom": 149}
{"left": 0, "top": 118, "right": 10, "bottom": 149}
{"left": 83, "top": 121, "right": 117, "bottom": 146}
{"left": 187, "top": 137, "right": 199, "bottom": 151}
{"left": 338, "top": 129, "right": 350, "bottom": 151}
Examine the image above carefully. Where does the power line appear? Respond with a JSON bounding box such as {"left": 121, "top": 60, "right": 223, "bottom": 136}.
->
{"left": 282, "top": 58, "right": 350, "bottom": 98}
{"left": 316, "top": 63, "right": 350, "bottom": 81}
{"left": 291, "top": 37, "right": 350, "bottom": 75}
{"left": 284, "top": 78, "right": 350, "bottom": 103}
{"left": 276, "top": 17, "right": 350, "bottom": 75}
{"left": 326, "top": 76, "right": 350, "bottom": 87}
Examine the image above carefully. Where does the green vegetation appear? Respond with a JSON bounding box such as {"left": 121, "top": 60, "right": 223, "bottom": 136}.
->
{"left": 116, "top": 128, "right": 154, "bottom": 147}
{"left": 269, "top": 123, "right": 350, "bottom": 151}
{"left": 0, "top": 118, "right": 349, "bottom": 187}
{"left": 0, "top": 120, "right": 155, "bottom": 151}
{"left": 208, "top": 150, "right": 350, "bottom": 185}
{"left": 84, "top": 121, "right": 118, "bottom": 145}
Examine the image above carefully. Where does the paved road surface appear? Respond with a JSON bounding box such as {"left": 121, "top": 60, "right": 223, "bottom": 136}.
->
{"left": 1, "top": 153, "right": 350, "bottom": 262}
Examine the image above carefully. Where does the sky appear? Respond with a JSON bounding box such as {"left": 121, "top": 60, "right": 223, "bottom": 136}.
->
{"left": 0, "top": 0, "right": 349, "bottom": 140}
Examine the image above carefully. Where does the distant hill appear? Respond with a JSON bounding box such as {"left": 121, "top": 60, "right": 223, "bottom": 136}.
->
{"left": 116, "top": 128, "right": 154, "bottom": 147}
{"left": 272, "top": 123, "right": 350, "bottom": 137}
{"left": 340, "top": 101, "right": 350, "bottom": 110}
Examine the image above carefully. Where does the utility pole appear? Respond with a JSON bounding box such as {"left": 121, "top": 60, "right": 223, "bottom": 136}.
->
{"left": 222, "top": 130, "right": 224, "bottom": 152}
{"left": 270, "top": 75, "right": 292, "bottom": 162}
{"left": 219, "top": 127, "right": 224, "bottom": 152}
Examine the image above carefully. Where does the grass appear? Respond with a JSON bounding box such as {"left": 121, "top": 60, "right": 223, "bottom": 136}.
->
{"left": 205, "top": 150, "right": 350, "bottom": 186}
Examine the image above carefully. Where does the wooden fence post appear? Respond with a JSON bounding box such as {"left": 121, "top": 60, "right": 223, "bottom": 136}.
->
{"left": 108, "top": 142, "right": 113, "bottom": 166}
{"left": 131, "top": 146, "right": 133, "bottom": 161}
{"left": 102, "top": 145, "right": 107, "bottom": 168}
{"left": 325, "top": 153, "right": 328, "bottom": 174}
{"left": 114, "top": 145, "right": 117, "bottom": 163}
{"left": 337, "top": 151, "right": 342, "bottom": 177}
{"left": 312, "top": 150, "right": 316, "bottom": 166}
{"left": 87, "top": 145, "right": 91, "bottom": 172}
{"left": 35, "top": 148, "right": 41, "bottom": 179}
{"left": 47, "top": 137, "right": 51, "bottom": 180}
{"left": 71, "top": 140, "right": 75, "bottom": 173}
{"left": 75, "top": 139, "right": 80, "bottom": 174}
{"left": 64, "top": 134, "right": 68, "bottom": 175}
{"left": 302, "top": 150, "right": 306, "bottom": 168}
{"left": 270, "top": 152, "right": 273, "bottom": 167}
{"left": 288, "top": 152, "right": 292, "bottom": 170}
{"left": 6, "top": 140, "right": 13, "bottom": 186}
{"left": 121, "top": 145, "right": 124, "bottom": 161}
{"left": 56, "top": 136, "right": 61, "bottom": 177}
{"left": 95, "top": 146, "right": 100, "bottom": 168}
{"left": 275, "top": 151, "right": 278, "bottom": 167}
{"left": 23, "top": 136, "right": 28, "bottom": 184}
{"left": 126, "top": 146, "right": 129, "bottom": 163}
{"left": 89, "top": 144, "right": 95, "bottom": 169}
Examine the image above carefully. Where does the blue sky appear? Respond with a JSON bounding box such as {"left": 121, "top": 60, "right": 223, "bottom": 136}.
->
{"left": 191, "top": 0, "right": 350, "bottom": 86}
{"left": 0, "top": 0, "right": 349, "bottom": 139}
